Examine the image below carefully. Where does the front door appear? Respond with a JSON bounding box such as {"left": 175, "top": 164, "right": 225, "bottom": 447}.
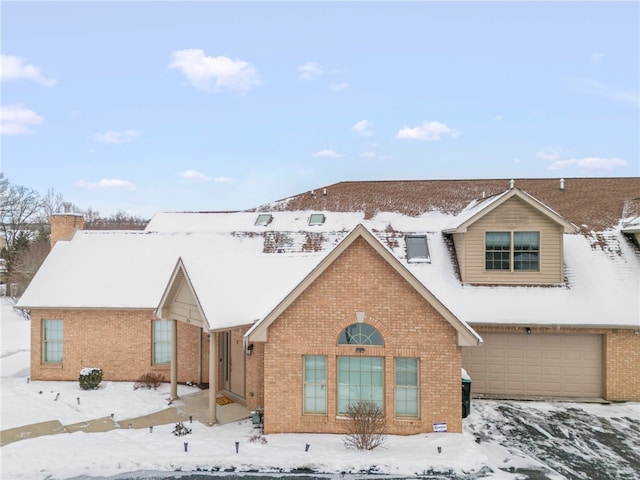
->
{"left": 221, "top": 329, "right": 245, "bottom": 398}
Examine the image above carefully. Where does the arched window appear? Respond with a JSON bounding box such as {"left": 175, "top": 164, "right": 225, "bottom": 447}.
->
{"left": 337, "top": 323, "right": 383, "bottom": 346}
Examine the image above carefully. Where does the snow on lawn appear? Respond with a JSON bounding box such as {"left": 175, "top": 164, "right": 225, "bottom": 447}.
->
{"left": 2, "top": 298, "right": 639, "bottom": 480}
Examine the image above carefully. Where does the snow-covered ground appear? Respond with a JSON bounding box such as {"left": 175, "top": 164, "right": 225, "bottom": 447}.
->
{"left": 1, "top": 298, "right": 639, "bottom": 480}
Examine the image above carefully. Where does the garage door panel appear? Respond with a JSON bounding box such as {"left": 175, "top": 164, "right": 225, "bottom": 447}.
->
{"left": 505, "top": 380, "right": 524, "bottom": 392}
{"left": 462, "top": 333, "right": 602, "bottom": 398}
{"left": 563, "top": 366, "right": 581, "bottom": 376}
{"left": 504, "top": 362, "right": 521, "bottom": 372}
{"left": 525, "top": 365, "right": 543, "bottom": 375}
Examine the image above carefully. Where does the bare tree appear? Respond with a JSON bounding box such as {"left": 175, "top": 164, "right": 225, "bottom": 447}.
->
{"left": 7, "top": 228, "right": 50, "bottom": 297}
{"left": 84, "top": 209, "right": 148, "bottom": 230}
{"left": 343, "top": 401, "right": 387, "bottom": 451}
{"left": 36, "top": 188, "right": 66, "bottom": 222}
{"left": 0, "top": 175, "right": 43, "bottom": 251}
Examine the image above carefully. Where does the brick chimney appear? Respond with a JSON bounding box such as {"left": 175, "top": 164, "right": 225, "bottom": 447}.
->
{"left": 50, "top": 203, "right": 84, "bottom": 248}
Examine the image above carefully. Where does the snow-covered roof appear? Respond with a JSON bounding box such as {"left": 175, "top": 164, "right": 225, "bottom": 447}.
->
{"left": 18, "top": 205, "right": 640, "bottom": 329}
{"left": 262, "top": 178, "right": 640, "bottom": 231}
{"left": 146, "top": 211, "right": 365, "bottom": 233}
{"left": 401, "top": 226, "right": 639, "bottom": 329}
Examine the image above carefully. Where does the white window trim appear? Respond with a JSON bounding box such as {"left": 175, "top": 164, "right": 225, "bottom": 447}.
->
{"left": 485, "top": 230, "right": 540, "bottom": 273}
{"left": 394, "top": 357, "right": 419, "bottom": 418}
{"left": 303, "top": 355, "right": 327, "bottom": 415}
{"left": 152, "top": 319, "right": 172, "bottom": 365}
{"left": 43, "top": 319, "right": 63, "bottom": 363}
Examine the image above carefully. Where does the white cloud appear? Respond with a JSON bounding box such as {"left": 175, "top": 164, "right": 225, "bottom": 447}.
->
{"left": 537, "top": 149, "right": 562, "bottom": 161}
{"left": 298, "top": 62, "right": 323, "bottom": 80}
{"left": 359, "top": 151, "right": 376, "bottom": 159}
{"left": 352, "top": 120, "right": 373, "bottom": 137}
{"left": 75, "top": 179, "right": 136, "bottom": 190}
{"left": 397, "top": 121, "right": 460, "bottom": 141}
{"left": 178, "top": 170, "right": 235, "bottom": 183}
{"left": 93, "top": 130, "right": 141, "bottom": 144}
{"left": 0, "top": 104, "right": 44, "bottom": 135}
{"left": 330, "top": 82, "right": 348, "bottom": 92}
{"left": 178, "top": 170, "right": 210, "bottom": 182}
{"left": 313, "top": 149, "right": 343, "bottom": 158}
{"left": 0, "top": 54, "right": 57, "bottom": 87}
{"left": 591, "top": 52, "right": 604, "bottom": 64}
{"left": 494, "top": 114, "right": 503, "bottom": 121}
{"left": 547, "top": 157, "right": 627, "bottom": 171}
{"left": 168, "top": 49, "right": 260, "bottom": 92}
{"left": 577, "top": 79, "right": 639, "bottom": 107}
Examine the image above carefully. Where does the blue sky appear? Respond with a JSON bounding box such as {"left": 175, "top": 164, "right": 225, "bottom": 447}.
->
{"left": 1, "top": 1, "right": 638, "bottom": 217}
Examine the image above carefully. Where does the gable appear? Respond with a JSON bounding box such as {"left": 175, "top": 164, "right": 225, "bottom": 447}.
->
{"left": 156, "top": 259, "right": 208, "bottom": 329}
{"left": 453, "top": 196, "right": 566, "bottom": 285}
{"left": 266, "top": 236, "right": 460, "bottom": 350}
{"left": 471, "top": 195, "right": 563, "bottom": 232}
{"left": 445, "top": 188, "right": 577, "bottom": 234}
{"left": 247, "top": 224, "right": 481, "bottom": 346}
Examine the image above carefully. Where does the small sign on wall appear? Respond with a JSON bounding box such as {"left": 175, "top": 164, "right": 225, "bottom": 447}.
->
{"left": 433, "top": 422, "right": 447, "bottom": 433}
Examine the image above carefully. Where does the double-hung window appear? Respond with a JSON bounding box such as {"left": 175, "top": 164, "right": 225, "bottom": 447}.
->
{"left": 303, "top": 355, "right": 327, "bottom": 414}
{"left": 43, "top": 319, "right": 63, "bottom": 363}
{"left": 486, "top": 231, "right": 539, "bottom": 271}
{"left": 395, "top": 358, "right": 419, "bottom": 417}
{"left": 152, "top": 320, "right": 171, "bottom": 365}
{"left": 513, "top": 232, "right": 540, "bottom": 270}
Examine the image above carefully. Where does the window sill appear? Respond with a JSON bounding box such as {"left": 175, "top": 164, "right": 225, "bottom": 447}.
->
{"left": 393, "top": 416, "right": 420, "bottom": 423}
{"left": 301, "top": 415, "right": 328, "bottom": 423}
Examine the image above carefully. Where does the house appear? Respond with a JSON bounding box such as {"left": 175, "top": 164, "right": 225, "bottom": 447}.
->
{"left": 16, "top": 177, "right": 640, "bottom": 435}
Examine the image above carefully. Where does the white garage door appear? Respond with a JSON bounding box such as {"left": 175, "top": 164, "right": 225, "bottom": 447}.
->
{"left": 462, "top": 333, "right": 603, "bottom": 398}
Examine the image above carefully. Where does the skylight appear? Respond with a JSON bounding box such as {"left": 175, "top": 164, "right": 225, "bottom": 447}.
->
{"left": 308, "top": 213, "right": 325, "bottom": 226}
{"left": 255, "top": 214, "right": 273, "bottom": 226}
{"left": 405, "top": 235, "right": 430, "bottom": 263}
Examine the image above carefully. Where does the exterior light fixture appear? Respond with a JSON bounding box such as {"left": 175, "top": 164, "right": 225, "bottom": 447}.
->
{"left": 356, "top": 347, "right": 365, "bottom": 353}
{"left": 525, "top": 327, "right": 532, "bottom": 335}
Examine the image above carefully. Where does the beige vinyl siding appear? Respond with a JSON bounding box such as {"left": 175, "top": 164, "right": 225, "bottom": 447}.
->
{"left": 166, "top": 279, "right": 204, "bottom": 327}
{"left": 461, "top": 197, "right": 564, "bottom": 284}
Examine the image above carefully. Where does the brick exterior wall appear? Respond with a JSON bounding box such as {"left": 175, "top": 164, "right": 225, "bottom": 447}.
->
{"left": 470, "top": 325, "right": 640, "bottom": 402}
{"left": 604, "top": 329, "right": 640, "bottom": 401}
{"left": 30, "top": 309, "right": 207, "bottom": 384}
{"left": 261, "top": 237, "right": 464, "bottom": 435}
{"left": 50, "top": 214, "right": 84, "bottom": 248}
{"left": 244, "top": 339, "right": 264, "bottom": 411}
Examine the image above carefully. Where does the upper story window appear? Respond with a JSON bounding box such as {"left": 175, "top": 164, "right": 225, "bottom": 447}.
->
{"left": 308, "top": 213, "right": 325, "bottom": 226}
{"left": 255, "top": 214, "right": 273, "bottom": 226}
{"left": 486, "top": 231, "right": 540, "bottom": 271}
{"left": 338, "top": 323, "right": 383, "bottom": 345}
{"left": 405, "top": 235, "right": 430, "bottom": 263}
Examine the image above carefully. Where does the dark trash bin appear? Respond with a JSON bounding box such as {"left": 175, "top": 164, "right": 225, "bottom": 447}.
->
{"left": 462, "top": 372, "right": 472, "bottom": 418}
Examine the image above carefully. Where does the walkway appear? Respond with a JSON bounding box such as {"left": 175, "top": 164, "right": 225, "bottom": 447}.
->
{"left": 0, "top": 390, "right": 251, "bottom": 447}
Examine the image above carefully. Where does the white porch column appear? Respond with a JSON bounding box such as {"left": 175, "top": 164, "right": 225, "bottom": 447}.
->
{"left": 170, "top": 319, "right": 178, "bottom": 400}
{"left": 208, "top": 331, "right": 217, "bottom": 424}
